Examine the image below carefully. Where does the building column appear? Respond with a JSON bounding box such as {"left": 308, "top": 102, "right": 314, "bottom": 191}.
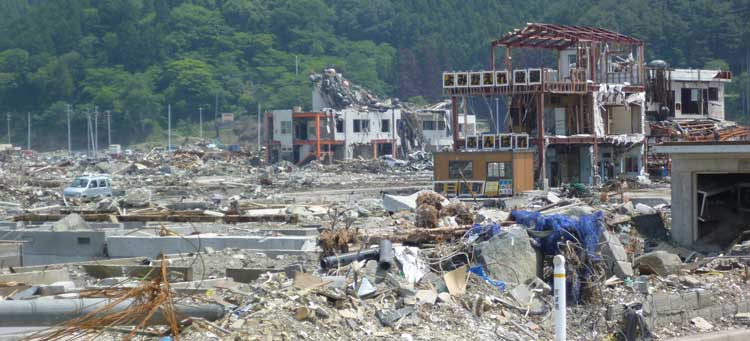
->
{"left": 315, "top": 114, "right": 321, "bottom": 161}
{"left": 537, "top": 92, "right": 546, "bottom": 187}
{"left": 451, "top": 96, "right": 459, "bottom": 151}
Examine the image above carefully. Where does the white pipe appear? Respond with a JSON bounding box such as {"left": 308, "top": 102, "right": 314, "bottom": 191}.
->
{"left": 553, "top": 255, "right": 566, "bottom": 341}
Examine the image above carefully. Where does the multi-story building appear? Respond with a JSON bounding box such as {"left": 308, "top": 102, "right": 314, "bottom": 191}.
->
{"left": 443, "top": 23, "right": 647, "bottom": 187}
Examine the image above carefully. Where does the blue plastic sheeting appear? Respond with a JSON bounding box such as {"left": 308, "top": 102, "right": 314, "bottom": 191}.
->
{"left": 511, "top": 210, "right": 604, "bottom": 258}
{"left": 469, "top": 265, "right": 506, "bottom": 291}
{"left": 464, "top": 223, "right": 502, "bottom": 242}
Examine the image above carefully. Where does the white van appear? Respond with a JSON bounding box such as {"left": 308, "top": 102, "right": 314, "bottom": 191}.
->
{"left": 63, "top": 175, "right": 113, "bottom": 200}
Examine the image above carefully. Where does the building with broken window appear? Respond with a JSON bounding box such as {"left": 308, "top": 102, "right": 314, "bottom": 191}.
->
{"left": 443, "top": 23, "right": 648, "bottom": 187}
{"left": 646, "top": 63, "right": 732, "bottom": 120}
{"left": 413, "top": 100, "right": 476, "bottom": 152}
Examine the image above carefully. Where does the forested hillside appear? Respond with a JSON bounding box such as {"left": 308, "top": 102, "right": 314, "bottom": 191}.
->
{"left": 0, "top": 0, "right": 749, "bottom": 148}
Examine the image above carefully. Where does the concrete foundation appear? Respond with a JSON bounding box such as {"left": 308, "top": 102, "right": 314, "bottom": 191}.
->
{"left": 107, "top": 235, "right": 316, "bottom": 258}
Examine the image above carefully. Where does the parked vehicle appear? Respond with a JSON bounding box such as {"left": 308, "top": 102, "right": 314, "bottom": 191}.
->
{"left": 63, "top": 175, "right": 113, "bottom": 200}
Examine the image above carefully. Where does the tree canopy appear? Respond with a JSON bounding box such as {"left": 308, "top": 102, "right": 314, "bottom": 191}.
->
{"left": 0, "top": 0, "right": 748, "bottom": 149}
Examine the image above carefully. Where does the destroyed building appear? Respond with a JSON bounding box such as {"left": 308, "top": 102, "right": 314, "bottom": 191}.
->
{"left": 413, "top": 100, "right": 476, "bottom": 152}
{"left": 443, "top": 23, "right": 648, "bottom": 188}
{"left": 654, "top": 141, "right": 750, "bottom": 249}
{"left": 264, "top": 69, "right": 407, "bottom": 163}
{"left": 646, "top": 64, "right": 732, "bottom": 120}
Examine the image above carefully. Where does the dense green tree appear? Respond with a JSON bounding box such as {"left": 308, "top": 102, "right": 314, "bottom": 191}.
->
{"left": 0, "top": 0, "right": 749, "bottom": 149}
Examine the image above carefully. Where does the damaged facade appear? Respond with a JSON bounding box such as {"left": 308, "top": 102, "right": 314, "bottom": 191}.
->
{"left": 264, "top": 70, "right": 477, "bottom": 164}
{"left": 443, "top": 23, "right": 648, "bottom": 188}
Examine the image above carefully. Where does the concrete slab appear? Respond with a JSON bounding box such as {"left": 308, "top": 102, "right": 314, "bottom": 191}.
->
{"left": 81, "top": 264, "right": 193, "bottom": 281}
{"left": 665, "top": 329, "right": 750, "bottom": 341}
{"left": 0, "top": 269, "right": 70, "bottom": 285}
{"left": 106, "top": 235, "right": 317, "bottom": 258}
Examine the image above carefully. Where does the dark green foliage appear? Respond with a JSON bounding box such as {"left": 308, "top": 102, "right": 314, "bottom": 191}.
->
{"left": 0, "top": 0, "right": 748, "bottom": 149}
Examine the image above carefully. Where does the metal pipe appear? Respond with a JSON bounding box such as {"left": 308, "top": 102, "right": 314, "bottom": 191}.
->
{"left": 320, "top": 249, "right": 379, "bottom": 270}
{"left": 553, "top": 255, "right": 566, "bottom": 341}
{"left": 0, "top": 298, "right": 224, "bottom": 327}
{"left": 378, "top": 239, "right": 393, "bottom": 270}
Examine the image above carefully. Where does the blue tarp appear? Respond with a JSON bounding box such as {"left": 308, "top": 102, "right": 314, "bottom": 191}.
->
{"left": 511, "top": 210, "right": 604, "bottom": 258}
{"left": 469, "top": 265, "right": 506, "bottom": 291}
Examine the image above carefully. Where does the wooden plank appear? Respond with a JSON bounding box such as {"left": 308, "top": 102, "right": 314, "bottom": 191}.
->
{"left": 81, "top": 264, "right": 193, "bottom": 281}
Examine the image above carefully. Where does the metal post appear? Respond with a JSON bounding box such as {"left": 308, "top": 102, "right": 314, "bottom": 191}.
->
{"left": 553, "top": 255, "right": 566, "bottom": 341}
{"left": 26, "top": 112, "right": 30, "bottom": 151}
{"left": 495, "top": 97, "right": 500, "bottom": 133}
{"left": 66, "top": 104, "right": 71, "bottom": 156}
{"left": 167, "top": 104, "right": 171, "bottom": 152}
{"left": 198, "top": 107, "right": 203, "bottom": 139}
{"left": 451, "top": 96, "right": 459, "bottom": 151}
{"left": 391, "top": 103, "right": 397, "bottom": 158}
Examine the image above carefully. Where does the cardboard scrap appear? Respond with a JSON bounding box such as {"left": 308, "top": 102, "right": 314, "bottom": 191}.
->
{"left": 443, "top": 265, "right": 468, "bottom": 297}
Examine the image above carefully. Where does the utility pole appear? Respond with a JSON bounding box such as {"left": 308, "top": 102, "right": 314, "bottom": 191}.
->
{"left": 67, "top": 104, "right": 71, "bottom": 156}
{"left": 6, "top": 113, "right": 10, "bottom": 145}
{"left": 26, "top": 112, "right": 30, "bottom": 151}
{"left": 86, "top": 111, "right": 91, "bottom": 156}
{"left": 198, "top": 106, "right": 203, "bottom": 139}
{"left": 167, "top": 104, "right": 172, "bottom": 152}
{"left": 257, "top": 103, "right": 261, "bottom": 151}
{"left": 214, "top": 92, "right": 220, "bottom": 139}
{"left": 94, "top": 106, "right": 99, "bottom": 157}
{"left": 106, "top": 110, "right": 111, "bottom": 148}
{"left": 295, "top": 55, "right": 299, "bottom": 76}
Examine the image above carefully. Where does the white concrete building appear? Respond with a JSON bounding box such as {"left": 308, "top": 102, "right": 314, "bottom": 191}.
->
{"left": 265, "top": 107, "right": 401, "bottom": 164}
{"left": 415, "top": 101, "right": 476, "bottom": 152}
{"left": 646, "top": 67, "right": 732, "bottom": 120}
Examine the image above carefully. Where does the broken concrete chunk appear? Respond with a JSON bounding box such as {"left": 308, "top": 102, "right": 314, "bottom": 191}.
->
{"left": 122, "top": 188, "right": 151, "bottom": 207}
{"left": 599, "top": 229, "right": 634, "bottom": 278}
{"left": 376, "top": 306, "right": 415, "bottom": 327}
{"left": 634, "top": 251, "right": 682, "bottom": 276}
{"left": 415, "top": 289, "right": 438, "bottom": 305}
{"left": 51, "top": 213, "right": 90, "bottom": 231}
{"left": 476, "top": 227, "right": 538, "bottom": 286}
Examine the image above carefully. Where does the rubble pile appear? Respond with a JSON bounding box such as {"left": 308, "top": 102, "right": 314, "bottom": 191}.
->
{"left": 1, "top": 146, "right": 749, "bottom": 339}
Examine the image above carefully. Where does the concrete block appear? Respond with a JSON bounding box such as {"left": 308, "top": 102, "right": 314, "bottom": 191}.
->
{"left": 697, "top": 290, "right": 715, "bottom": 309}
{"left": 226, "top": 268, "right": 285, "bottom": 283}
{"left": 681, "top": 291, "right": 699, "bottom": 311}
{"left": 0, "top": 269, "right": 70, "bottom": 285}
{"left": 476, "top": 227, "right": 538, "bottom": 286}
{"left": 723, "top": 303, "right": 739, "bottom": 316}
{"left": 81, "top": 264, "right": 193, "bottom": 281}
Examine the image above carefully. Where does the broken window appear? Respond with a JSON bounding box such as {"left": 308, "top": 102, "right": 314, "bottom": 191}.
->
{"left": 625, "top": 157, "right": 639, "bottom": 173}
{"left": 680, "top": 88, "right": 700, "bottom": 115}
{"left": 437, "top": 121, "right": 446, "bottom": 131}
{"left": 99, "top": 180, "right": 107, "bottom": 187}
{"left": 336, "top": 118, "right": 344, "bottom": 133}
{"left": 448, "top": 161, "right": 473, "bottom": 179}
{"left": 708, "top": 87, "right": 719, "bottom": 101}
{"left": 381, "top": 119, "right": 390, "bottom": 133}
{"left": 353, "top": 119, "right": 369, "bottom": 132}
{"left": 423, "top": 121, "right": 435, "bottom": 130}
{"left": 280, "top": 121, "right": 292, "bottom": 134}
{"left": 487, "top": 162, "right": 511, "bottom": 180}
